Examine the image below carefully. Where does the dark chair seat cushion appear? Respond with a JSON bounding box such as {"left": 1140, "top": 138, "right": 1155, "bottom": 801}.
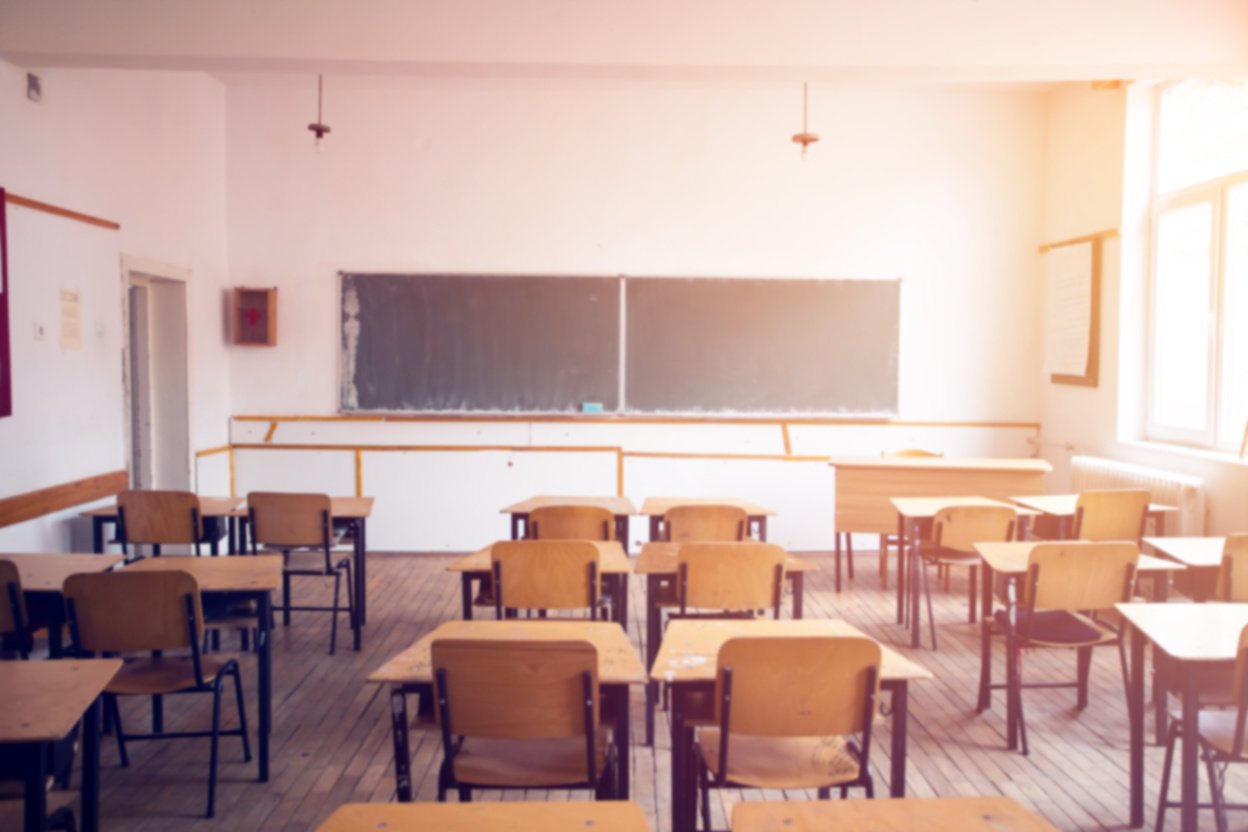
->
{"left": 993, "top": 608, "right": 1104, "bottom": 644}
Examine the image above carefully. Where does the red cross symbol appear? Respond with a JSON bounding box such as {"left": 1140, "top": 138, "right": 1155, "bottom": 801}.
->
{"left": 243, "top": 308, "right": 263, "bottom": 326}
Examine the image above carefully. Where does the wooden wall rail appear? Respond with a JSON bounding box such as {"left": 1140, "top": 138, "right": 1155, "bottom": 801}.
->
{"left": 4, "top": 192, "right": 121, "bottom": 231}
{"left": 234, "top": 414, "right": 1042, "bottom": 429}
{"left": 0, "top": 469, "right": 129, "bottom": 529}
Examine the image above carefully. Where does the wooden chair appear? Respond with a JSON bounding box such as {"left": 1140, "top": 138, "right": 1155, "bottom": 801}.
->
{"left": 916, "top": 505, "right": 1016, "bottom": 649}
{"left": 248, "top": 492, "right": 357, "bottom": 655}
{"left": 677, "top": 542, "right": 786, "bottom": 619}
{"left": 63, "top": 569, "right": 250, "bottom": 818}
{"left": 989, "top": 541, "right": 1139, "bottom": 756}
{"left": 529, "top": 506, "right": 614, "bottom": 541}
{"left": 664, "top": 505, "right": 748, "bottom": 542}
{"left": 861, "top": 449, "right": 942, "bottom": 591}
{"left": 0, "top": 560, "right": 31, "bottom": 660}
{"left": 1073, "top": 488, "right": 1150, "bottom": 542}
{"left": 694, "top": 635, "right": 882, "bottom": 830}
{"left": 1155, "top": 623, "right": 1248, "bottom": 832}
{"left": 490, "top": 540, "right": 604, "bottom": 620}
{"left": 431, "top": 639, "right": 618, "bottom": 802}
{"left": 116, "top": 489, "right": 203, "bottom": 559}
{"left": 1215, "top": 534, "right": 1248, "bottom": 601}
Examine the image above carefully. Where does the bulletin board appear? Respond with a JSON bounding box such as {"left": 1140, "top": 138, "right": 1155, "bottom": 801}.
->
{"left": 0, "top": 188, "right": 11, "bottom": 418}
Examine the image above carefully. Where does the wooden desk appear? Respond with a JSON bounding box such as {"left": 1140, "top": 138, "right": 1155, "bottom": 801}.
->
{"left": 319, "top": 801, "right": 653, "bottom": 832}
{"left": 1143, "top": 536, "right": 1224, "bottom": 601}
{"left": 974, "top": 542, "right": 1182, "bottom": 755}
{"left": 634, "top": 541, "right": 818, "bottom": 746}
{"left": 890, "top": 497, "right": 1036, "bottom": 649}
{"left": 1011, "top": 494, "right": 1177, "bottom": 538}
{"left": 83, "top": 496, "right": 243, "bottom": 556}
{"left": 234, "top": 496, "right": 375, "bottom": 637}
{"left": 1117, "top": 603, "right": 1248, "bottom": 832}
{"left": 0, "top": 659, "right": 120, "bottom": 832}
{"left": 500, "top": 496, "right": 638, "bottom": 546}
{"left": 368, "top": 620, "right": 646, "bottom": 803}
{"left": 731, "top": 797, "right": 1059, "bottom": 832}
{"left": 121, "top": 555, "right": 282, "bottom": 782}
{"left": 0, "top": 553, "right": 123, "bottom": 656}
{"left": 447, "top": 541, "right": 632, "bottom": 627}
{"left": 638, "top": 497, "right": 775, "bottom": 542}
{"left": 652, "top": 619, "right": 931, "bottom": 832}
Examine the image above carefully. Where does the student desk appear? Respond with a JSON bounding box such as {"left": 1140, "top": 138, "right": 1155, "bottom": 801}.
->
{"left": 446, "top": 540, "right": 631, "bottom": 628}
{"left": 1117, "top": 603, "right": 1248, "bottom": 832}
{"left": 1011, "top": 494, "right": 1178, "bottom": 538}
{"left": 635, "top": 541, "right": 817, "bottom": 746}
{"left": 499, "top": 495, "right": 637, "bottom": 546}
{"left": 368, "top": 619, "right": 646, "bottom": 803}
{"left": 652, "top": 618, "right": 931, "bottom": 832}
{"left": 1142, "top": 536, "right": 1225, "bottom": 601}
{"left": 83, "top": 497, "right": 243, "bottom": 556}
{"left": 731, "top": 796, "right": 1060, "bottom": 832}
{"left": 233, "top": 496, "right": 374, "bottom": 632}
{"left": 638, "top": 497, "right": 775, "bottom": 542}
{"left": 120, "top": 555, "right": 281, "bottom": 782}
{"left": 0, "top": 553, "right": 123, "bottom": 656}
{"left": 890, "top": 496, "right": 1037, "bottom": 649}
{"left": 0, "top": 658, "right": 120, "bottom": 832}
{"left": 318, "top": 800, "right": 653, "bottom": 832}
{"left": 973, "top": 542, "right": 1183, "bottom": 754}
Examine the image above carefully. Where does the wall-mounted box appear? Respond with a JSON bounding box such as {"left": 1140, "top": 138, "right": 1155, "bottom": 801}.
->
{"left": 233, "top": 287, "right": 277, "bottom": 346}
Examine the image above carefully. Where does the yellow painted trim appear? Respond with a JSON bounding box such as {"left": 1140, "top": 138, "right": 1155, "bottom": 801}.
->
{"left": 616, "top": 449, "right": 625, "bottom": 497}
{"left": 263, "top": 421, "right": 279, "bottom": 443}
{"left": 781, "top": 423, "right": 793, "bottom": 455}
{"left": 194, "top": 445, "right": 232, "bottom": 458}
{"left": 623, "top": 451, "right": 828, "bottom": 463}
{"left": 1038, "top": 228, "right": 1118, "bottom": 253}
{"left": 232, "top": 443, "right": 624, "bottom": 454}
{"left": 228, "top": 448, "right": 236, "bottom": 498}
{"left": 233, "top": 413, "right": 1041, "bottom": 430}
{"left": 355, "top": 449, "right": 364, "bottom": 497}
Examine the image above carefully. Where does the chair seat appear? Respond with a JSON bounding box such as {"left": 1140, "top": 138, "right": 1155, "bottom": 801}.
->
{"left": 992, "top": 609, "right": 1116, "bottom": 647}
{"left": 918, "top": 543, "right": 980, "bottom": 566}
{"left": 695, "top": 728, "right": 861, "bottom": 789}
{"left": 452, "top": 732, "right": 611, "bottom": 788}
{"left": 281, "top": 549, "right": 342, "bottom": 572}
{"left": 1170, "top": 707, "right": 1248, "bottom": 758}
{"left": 107, "top": 655, "right": 233, "bottom": 695}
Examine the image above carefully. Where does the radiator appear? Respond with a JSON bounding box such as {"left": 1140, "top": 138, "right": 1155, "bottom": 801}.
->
{"left": 1069, "top": 455, "right": 1205, "bottom": 536}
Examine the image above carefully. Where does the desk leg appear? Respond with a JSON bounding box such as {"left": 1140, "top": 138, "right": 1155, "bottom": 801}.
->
{"left": 1128, "top": 623, "right": 1145, "bottom": 828}
{"left": 895, "top": 515, "right": 906, "bottom": 624}
{"left": 1005, "top": 578, "right": 1020, "bottom": 751}
{"left": 82, "top": 695, "right": 101, "bottom": 832}
{"left": 510, "top": 513, "right": 522, "bottom": 540}
{"left": 603, "top": 685, "right": 631, "bottom": 799}
{"left": 461, "top": 574, "right": 474, "bottom": 620}
{"left": 355, "top": 519, "right": 368, "bottom": 627}
{"left": 390, "top": 686, "right": 413, "bottom": 801}
{"left": 615, "top": 516, "right": 629, "bottom": 550}
{"left": 1179, "top": 671, "right": 1200, "bottom": 832}
{"left": 649, "top": 516, "right": 661, "bottom": 541}
{"left": 909, "top": 520, "right": 922, "bottom": 649}
{"left": 645, "top": 575, "right": 661, "bottom": 747}
{"left": 22, "top": 743, "right": 47, "bottom": 832}
{"left": 616, "top": 575, "right": 629, "bottom": 631}
{"left": 257, "top": 591, "right": 272, "bottom": 782}
{"left": 92, "top": 517, "right": 108, "bottom": 554}
{"left": 756, "top": 516, "right": 767, "bottom": 542}
{"left": 207, "top": 518, "right": 221, "bottom": 556}
{"left": 888, "top": 680, "right": 909, "bottom": 797}
{"left": 977, "top": 562, "right": 994, "bottom": 713}
{"left": 669, "top": 686, "right": 694, "bottom": 832}
{"left": 791, "top": 573, "right": 804, "bottom": 619}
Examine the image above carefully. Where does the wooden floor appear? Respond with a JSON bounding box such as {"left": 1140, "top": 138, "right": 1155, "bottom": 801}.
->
{"left": 88, "top": 550, "right": 1246, "bottom": 831}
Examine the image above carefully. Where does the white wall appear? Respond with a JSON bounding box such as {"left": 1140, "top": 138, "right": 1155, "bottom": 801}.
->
{"left": 1037, "top": 83, "right": 1248, "bottom": 534}
{"left": 0, "top": 60, "right": 233, "bottom": 549}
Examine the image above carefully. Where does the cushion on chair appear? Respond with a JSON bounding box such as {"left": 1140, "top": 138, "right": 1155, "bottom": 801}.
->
{"left": 695, "top": 728, "right": 861, "bottom": 789}
{"left": 106, "top": 654, "right": 234, "bottom": 695}
{"left": 992, "top": 609, "right": 1108, "bottom": 645}
{"left": 451, "top": 731, "right": 612, "bottom": 788}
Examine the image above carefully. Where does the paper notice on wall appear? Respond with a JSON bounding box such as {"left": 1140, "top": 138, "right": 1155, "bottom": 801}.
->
{"left": 1045, "top": 242, "right": 1092, "bottom": 376}
{"left": 59, "top": 288, "right": 82, "bottom": 351}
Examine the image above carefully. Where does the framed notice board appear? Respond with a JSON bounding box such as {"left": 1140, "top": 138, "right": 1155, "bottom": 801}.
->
{"left": 0, "top": 188, "right": 10, "bottom": 419}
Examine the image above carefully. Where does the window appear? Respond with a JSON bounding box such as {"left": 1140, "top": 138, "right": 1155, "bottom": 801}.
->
{"left": 1147, "top": 80, "right": 1248, "bottom": 451}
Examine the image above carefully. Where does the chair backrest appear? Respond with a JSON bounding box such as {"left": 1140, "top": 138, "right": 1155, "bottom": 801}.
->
{"left": 117, "top": 489, "right": 202, "bottom": 546}
{"left": 1073, "top": 489, "right": 1150, "bottom": 542}
{"left": 664, "top": 504, "right": 747, "bottom": 542}
{"left": 1216, "top": 534, "right": 1248, "bottom": 601}
{"left": 529, "top": 506, "right": 614, "bottom": 541}
{"left": 677, "top": 542, "right": 785, "bottom": 614}
{"left": 933, "top": 505, "right": 1017, "bottom": 553}
{"left": 431, "top": 639, "right": 598, "bottom": 740}
{"left": 1024, "top": 541, "right": 1139, "bottom": 612}
{"left": 714, "top": 636, "right": 881, "bottom": 737}
{"left": 0, "top": 560, "right": 29, "bottom": 655}
{"left": 491, "top": 540, "right": 600, "bottom": 613}
{"left": 63, "top": 569, "right": 203, "bottom": 654}
{"left": 248, "top": 492, "right": 332, "bottom": 550}
{"left": 882, "top": 449, "right": 943, "bottom": 459}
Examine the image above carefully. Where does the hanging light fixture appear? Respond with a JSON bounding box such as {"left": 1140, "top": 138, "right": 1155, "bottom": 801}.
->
{"left": 791, "top": 82, "right": 819, "bottom": 159}
{"left": 307, "top": 74, "right": 331, "bottom": 151}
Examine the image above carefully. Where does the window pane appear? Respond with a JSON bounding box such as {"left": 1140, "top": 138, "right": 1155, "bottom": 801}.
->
{"left": 1152, "top": 201, "right": 1213, "bottom": 432}
{"left": 1157, "top": 80, "right": 1248, "bottom": 193}
{"left": 1219, "top": 184, "right": 1248, "bottom": 447}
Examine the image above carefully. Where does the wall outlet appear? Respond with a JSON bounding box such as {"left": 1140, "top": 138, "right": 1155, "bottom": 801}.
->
{"left": 32, "top": 322, "right": 46, "bottom": 341}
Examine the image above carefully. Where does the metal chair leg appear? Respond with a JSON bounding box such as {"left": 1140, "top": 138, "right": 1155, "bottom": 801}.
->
{"left": 281, "top": 571, "right": 292, "bottom": 626}
{"left": 1154, "top": 721, "right": 1178, "bottom": 832}
{"left": 109, "top": 694, "right": 129, "bottom": 768}
{"left": 232, "top": 665, "right": 252, "bottom": 762}
{"left": 920, "top": 558, "right": 938, "bottom": 650}
{"left": 329, "top": 570, "right": 341, "bottom": 656}
{"left": 206, "top": 678, "right": 223, "bottom": 818}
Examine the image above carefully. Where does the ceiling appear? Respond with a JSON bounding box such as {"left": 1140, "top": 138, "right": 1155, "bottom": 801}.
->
{"left": 1, "top": 0, "right": 1246, "bottom": 83}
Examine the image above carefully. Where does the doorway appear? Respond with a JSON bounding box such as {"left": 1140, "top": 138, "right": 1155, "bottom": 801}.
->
{"left": 123, "top": 259, "right": 191, "bottom": 491}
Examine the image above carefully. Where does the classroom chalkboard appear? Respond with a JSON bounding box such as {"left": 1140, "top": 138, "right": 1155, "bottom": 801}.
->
{"left": 624, "top": 277, "right": 899, "bottom": 414}
{"left": 341, "top": 273, "right": 621, "bottom": 412}
{"left": 340, "top": 273, "right": 899, "bottom": 415}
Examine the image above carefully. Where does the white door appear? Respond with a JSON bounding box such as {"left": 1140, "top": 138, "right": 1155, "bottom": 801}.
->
{"left": 125, "top": 271, "right": 190, "bottom": 491}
